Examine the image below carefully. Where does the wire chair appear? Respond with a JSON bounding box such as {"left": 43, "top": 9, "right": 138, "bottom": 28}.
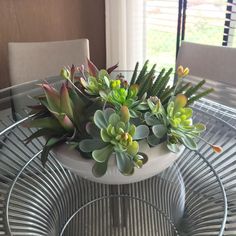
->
{"left": 1, "top": 101, "right": 234, "bottom": 235}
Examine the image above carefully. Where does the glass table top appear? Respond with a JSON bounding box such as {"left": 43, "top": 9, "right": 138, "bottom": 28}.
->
{"left": 0, "top": 76, "right": 235, "bottom": 235}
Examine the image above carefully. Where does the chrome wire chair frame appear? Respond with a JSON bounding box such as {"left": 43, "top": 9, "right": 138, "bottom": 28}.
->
{"left": 0, "top": 102, "right": 235, "bottom": 236}
{"left": 0, "top": 108, "right": 235, "bottom": 236}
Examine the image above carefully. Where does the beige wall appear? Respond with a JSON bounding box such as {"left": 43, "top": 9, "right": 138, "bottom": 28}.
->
{"left": 0, "top": 0, "right": 106, "bottom": 88}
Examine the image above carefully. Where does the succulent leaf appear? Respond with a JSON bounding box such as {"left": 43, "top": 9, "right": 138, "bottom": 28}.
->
{"left": 116, "top": 152, "right": 134, "bottom": 175}
{"left": 94, "top": 110, "right": 108, "bottom": 129}
{"left": 133, "top": 125, "right": 149, "bottom": 140}
{"left": 42, "top": 84, "right": 60, "bottom": 111}
{"left": 92, "top": 161, "right": 108, "bottom": 177}
{"left": 60, "top": 83, "right": 74, "bottom": 119}
{"left": 79, "top": 139, "right": 106, "bottom": 152}
{"left": 87, "top": 58, "right": 99, "bottom": 77}
{"left": 152, "top": 124, "right": 167, "bottom": 138}
{"left": 167, "top": 142, "right": 180, "bottom": 153}
{"left": 147, "top": 135, "right": 160, "bottom": 146}
{"left": 25, "top": 117, "right": 62, "bottom": 130}
{"left": 92, "top": 145, "right": 113, "bottom": 163}
{"left": 127, "top": 141, "right": 139, "bottom": 156}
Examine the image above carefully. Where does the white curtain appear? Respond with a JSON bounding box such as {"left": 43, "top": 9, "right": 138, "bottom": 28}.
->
{"left": 105, "top": 0, "right": 145, "bottom": 70}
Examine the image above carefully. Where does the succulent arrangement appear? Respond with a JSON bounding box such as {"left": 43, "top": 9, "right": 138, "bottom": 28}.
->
{"left": 25, "top": 60, "right": 222, "bottom": 176}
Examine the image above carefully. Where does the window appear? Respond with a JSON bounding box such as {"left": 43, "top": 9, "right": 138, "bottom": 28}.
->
{"left": 145, "top": 0, "right": 236, "bottom": 70}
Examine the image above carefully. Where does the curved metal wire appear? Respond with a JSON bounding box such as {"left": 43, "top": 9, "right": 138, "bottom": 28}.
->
{"left": 0, "top": 97, "right": 236, "bottom": 236}
{"left": 0, "top": 108, "right": 231, "bottom": 236}
{"left": 59, "top": 195, "right": 180, "bottom": 236}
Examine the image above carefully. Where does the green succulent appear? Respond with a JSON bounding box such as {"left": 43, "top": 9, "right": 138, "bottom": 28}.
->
{"left": 79, "top": 106, "right": 149, "bottom": 177}
{"left": 26, "top": 59, "right": 221, "bottom": 177}
{"left": 25, "top": 82, "right": 89, "bottom": 165}
{"left": 80, "top": 69, "right": 110, "bottom": 95}
{"left": 144, "top": 97, "right": 168, "bottom": 146}
{"left": 166, "top": 94, "right": 206, "bottom": 152}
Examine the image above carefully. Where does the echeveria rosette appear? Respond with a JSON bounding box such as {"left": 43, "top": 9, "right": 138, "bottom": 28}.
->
{"left": 166, "top": 94, "right": 206, "bottom": 152}
{"left": 79, "top": 106, "right": 149, "bottom": 177}
{"left": 144, "top": 97, "right": 168, "bottom": 147}
{"left": 103, "top": 84, "right": 145, "bottom": 117}
{"left": 80, "top": 69, "right": 110, "bottom": 95}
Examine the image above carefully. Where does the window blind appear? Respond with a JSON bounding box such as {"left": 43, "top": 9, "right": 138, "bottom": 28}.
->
{"left": 145, "top": 0, "right": 236, "bottom": 70}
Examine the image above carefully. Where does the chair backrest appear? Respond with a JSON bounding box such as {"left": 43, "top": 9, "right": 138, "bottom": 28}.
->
{"left": 8, "top": 39, "right": 90, "bottom": 85}
{"left": 176, "top": 41, "right": 236, "bottom": 108}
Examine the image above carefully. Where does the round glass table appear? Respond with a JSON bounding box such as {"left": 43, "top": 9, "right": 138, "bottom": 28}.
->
{"left": 0, "top": 78, "right": 235, "bottom": 236}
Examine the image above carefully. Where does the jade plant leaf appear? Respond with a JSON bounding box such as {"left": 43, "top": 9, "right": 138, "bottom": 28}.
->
{"left": 147, "top": 135, "right": 160, "bottom": 146}
{"left": 133, "top": 125, "right": 149, "bottom": 140}
{"left": 127, "top": 141, "right": 139, "bottom": 156}
{"left": 92, "top": 161, "right": 108, "bottom": 177}
{"left": 179, "top": 133, "right": 197, "bottom": 150}
{"left": 167, "top": 143, "right": 180, "bottom": 153}
{"left": 116, "top": 152, "right": 134, "bottom": 175}
{"left": 85, "top": 122, "right": 100, "bottom": 137}
{"left": 92, "top": 144, "right": 113, "bottom": 163}
{"left": 79, "top": 139, "right": 107, "bottom": 153}
{"left": 152, "top": 124, "right": 167, "bottom": 138}
{"left": 108, "top": 113, "right": 120, "bottom": 126}
{"left": 94, "top": 110, "right": 108, "bottom": 129}
{"left": 144, "top": 112, "right": 160, "bottom": 126}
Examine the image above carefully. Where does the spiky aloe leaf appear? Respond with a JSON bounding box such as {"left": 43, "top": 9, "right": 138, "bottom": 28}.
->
{"left": 185, "top": 80, "right": 205, "bottom": 97}
{"left": 87, "top": 58, "right": 99, "bottom": 77}
{"left": 150, "top": 68, "right": 165, "bottom": 95}
{"left": 52, "top": 113, "right": 74, "bottom": 131}
{"left": 160, "top": 86, "right": 175, "bottom": 104}
{"left": 79, "top": 139, "right": 107, "bottom": 152}
{"left": 25, "top": 128, "right": 63, "bottom": 144}
{"left": 41, "top": 84, "right": 60, "bottom": 111}
{"left": 41, "top": 137, "right": 64, "bottom": 166}
{"left": 60, "top": 83, "right": 74, "bottom": 119}
{"left": 138, "top": 75, "right": 154, "bottom": 98}
{"left": 155, "top": 68, "right": 173, "bottom": 97}
{"left": 116, "top": 152, "right": 134, "bottom": 175}
{"left": 133, "top": 125, "right": 149, "bottom": 140}
{"left": 24, "top": 117, "right": 62, "bottom": 130}
{"left": 92, "top": 144, "right": 113, "bottom": 163}
{"left": 135, "top": 60, "right": 149, "bottom": 84}
{"left": 130, "top": 62, "right": 139, "bottom": 85}
{"left": 187, "top": 88, "right": 214, "bottom": 105}
{"left": 92, "top": 161, "right": 108, "bottom": 177}
{"left": 107, "top": 63, "right": 119, "bottom": 74}
{"left": 176, "top": 82, "right": 191, "bottom": 94}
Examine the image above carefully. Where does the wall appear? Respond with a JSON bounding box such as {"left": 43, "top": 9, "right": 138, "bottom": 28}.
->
{"left": 0, "top": 0, "right": 106, "bottom": 88}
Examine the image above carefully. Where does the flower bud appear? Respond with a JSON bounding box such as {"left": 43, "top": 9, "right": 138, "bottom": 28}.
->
{"left": 177, "top": 66, "right": 189, "bottom": 78}
{"left": 120, "top": 106, "right": 130, "bottom": 122}
{"left": 211, "top": 145, "right": 223, "bottom": 153}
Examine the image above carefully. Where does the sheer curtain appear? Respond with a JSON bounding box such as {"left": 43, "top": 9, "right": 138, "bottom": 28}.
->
{"left": 105, "top": 0, "right": 145, "bottom": 70}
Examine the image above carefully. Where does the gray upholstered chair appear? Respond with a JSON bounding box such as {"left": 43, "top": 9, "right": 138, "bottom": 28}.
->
{"left": 176, "top": 41, "right": 236, "bottom": 108}
{"left": 8, "top": 39, "right": 90, "bottom": 85}
{"left": 8, "top": 39, "right": 90, "bottom": 118}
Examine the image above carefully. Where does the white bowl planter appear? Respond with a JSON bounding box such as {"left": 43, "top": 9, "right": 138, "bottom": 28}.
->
{"left": 53, "top": 141, "right": 185, "bottom": 185}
